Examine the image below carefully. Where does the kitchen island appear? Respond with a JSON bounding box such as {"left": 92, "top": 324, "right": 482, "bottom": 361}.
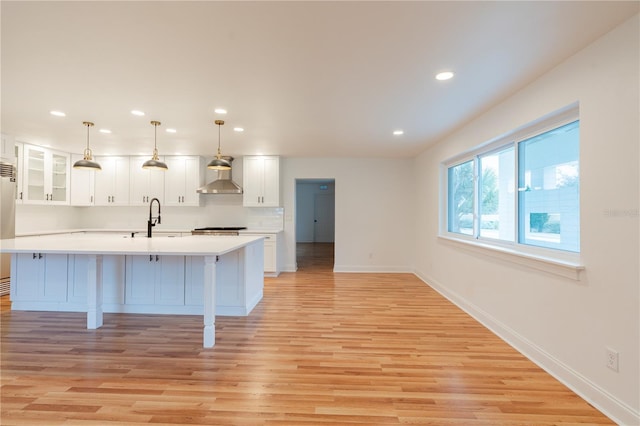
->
{"left": 0, "top": 233, "right": 264, "bottom": 347}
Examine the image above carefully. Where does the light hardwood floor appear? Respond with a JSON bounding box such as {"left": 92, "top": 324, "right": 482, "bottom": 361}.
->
{"left": 1, "top": 245, "right": 612, "bottom": 425}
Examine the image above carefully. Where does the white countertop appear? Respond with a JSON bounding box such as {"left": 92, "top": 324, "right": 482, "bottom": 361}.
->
{"left": 0, "top": 234, "right": 264, "bottom": 256}
{"left": 16, "top": 228, "right": 283, "bottom": 237}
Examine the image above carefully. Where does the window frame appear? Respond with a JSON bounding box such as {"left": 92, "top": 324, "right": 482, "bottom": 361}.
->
{"left": 439, "top": 103, "right": 584, "bottom": 280}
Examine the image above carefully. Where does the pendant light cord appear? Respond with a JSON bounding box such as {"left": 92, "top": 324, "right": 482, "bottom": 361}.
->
{"left": 86, "top": 123, "right": 90, "bottom": 150}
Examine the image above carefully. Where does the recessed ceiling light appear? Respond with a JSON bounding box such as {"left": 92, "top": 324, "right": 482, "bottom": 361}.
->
{"left": 233, "top": 127, "right": 244, "bottom": 132}
{"left": 166, "top": 128, "right": 177, "bottom": 133}
{"left": 435, "top": 71, "right": 454, "bottom": 81}
{"left": 99, "top": 129, "right": 111, "bottom": 134}
{"left": 50, "top": 110, "right": 66, "bottom": 117}
{"left": 393, "top": 130, "right": 404, "bottom": 136}
{"left": 131, "top": 110, "right": 145, "bottom": 116}
{"left": 214, "top": 108, "right": 227, "bottom": 114}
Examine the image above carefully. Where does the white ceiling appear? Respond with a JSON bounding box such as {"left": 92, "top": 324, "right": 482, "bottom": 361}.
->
{"left": 2, "top": 1, "right": 638, "bottom": 159}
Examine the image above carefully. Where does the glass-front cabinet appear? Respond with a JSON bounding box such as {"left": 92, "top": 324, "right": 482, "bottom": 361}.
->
{"left": 22, "top": 144, "right": 70, "bottom": 205}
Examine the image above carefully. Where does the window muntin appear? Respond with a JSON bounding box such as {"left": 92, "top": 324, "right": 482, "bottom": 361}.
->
{"left": 444, "top": 113, "right": 579, "bottom": 254}
{"left": 518, "top": 120, "right": 580, "bottom": 252}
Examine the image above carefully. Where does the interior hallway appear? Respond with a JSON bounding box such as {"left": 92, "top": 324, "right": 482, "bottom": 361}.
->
{"left": 296, "top": 242, "right": 335, "bottom": 272}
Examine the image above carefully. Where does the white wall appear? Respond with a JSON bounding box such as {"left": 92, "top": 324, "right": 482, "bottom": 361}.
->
{"left": 413, "top": 15, "right": 639, "bottom": 424}
{"left": 282, "top": 157, "right": 415, "bottom": 272}
{"left": 15, "top": 205, "right": 83, "bottom": 234}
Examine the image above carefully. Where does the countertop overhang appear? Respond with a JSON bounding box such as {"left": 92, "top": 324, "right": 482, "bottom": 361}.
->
{"left": 0, "top": 234, "right": 264, "bottom": 257}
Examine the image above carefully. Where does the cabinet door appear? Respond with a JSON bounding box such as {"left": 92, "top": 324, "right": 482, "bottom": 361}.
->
{"left": 184, "top": 256, "right": 204, "bottom": 306}
{"left": 111, "top": 157, "right": 130, "bottom": 206}
{"left": 12, "top": 254, "right": 43, "bottom": 300}
{"left": 261, "top": 156, "right": 280, "bottom": 206}
{"left": 94, "top": 156, "right": 130, "bottom": 205}
{"left": 70, "top": 154, "right": 96, "bottom": 206}
{"left": 243, "top": 156, "right": 279, "bottom": 207}
{"left": 12, "top": 253, "right": 67, "bottom": 302}
{"left": 94, "top": 156, "right": 116, "bottom": 205}
{"left": 243, "top": 156, "right": 264, "bottom": 207}
{"left": 216, "top": 251, "right": 243, "bottom": 307}
{"left": 182, "top": 157, "right": 201, "bottom": 206}
{"left": 263, "top": 240, "right": 276, "bottom": 273}
{"left": 129, "top": 156, "right": 165, "bottom": 206}
{"left": 42, "top": 254, "right": 68, "bottom": 302}
{"left": 125, "top": 256, "right": 155, "bottom": 304}
{"left": 22, "top": 146, "right": 70, "bottom": 205}
{"left": 164, "top": 157, "right": 187, "bottom": 206}
{"left": 102, "top": 255, "right": 125, "bottom": 304}
{"left": 23, "top": 145, "right": 47, "bottom": 203}
{"left": 164, "top": 156, "right": 201, "bottom": 206}
{"left": 49, "top": 151, "right": 69, "bottom": 204}
{"left": 67, "top": 254, "right": 87, "bottom": 304}
{"left": 155, "top": 256, "right": 185, "bottom": 305}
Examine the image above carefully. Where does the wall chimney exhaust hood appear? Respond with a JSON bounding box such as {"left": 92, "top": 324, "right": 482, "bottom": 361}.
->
{"left": 197, "top": 156, "right": 243, "bottom": 194}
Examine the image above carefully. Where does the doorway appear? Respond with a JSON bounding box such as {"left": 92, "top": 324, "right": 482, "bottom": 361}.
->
{"left": 295, "top": 179, "right": 335, "bottom": 271}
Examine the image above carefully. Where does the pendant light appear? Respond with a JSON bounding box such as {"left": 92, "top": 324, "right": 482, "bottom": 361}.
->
{"left": 207, "top": 120, "right": 231, "bottom": 170}
{"left": 73, "top": 121, "right": 102, "bottom": 171}
{"left": 142, "top": 120, "right": 168, "bottom": 170}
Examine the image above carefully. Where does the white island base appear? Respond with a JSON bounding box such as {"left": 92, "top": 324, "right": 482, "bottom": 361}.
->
{"left": 4, "top": 235, "right": 265, "bottom": 348}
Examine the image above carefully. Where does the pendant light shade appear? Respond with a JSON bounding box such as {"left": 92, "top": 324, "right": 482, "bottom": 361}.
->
{"left": 73, "top": 121, "right": 102, "bottom": 171}
{"left": 207, "top": 120, "right": 232, "bottom": 170}
{"left": 142, "top": 121, "right": 168, "bottom": 171}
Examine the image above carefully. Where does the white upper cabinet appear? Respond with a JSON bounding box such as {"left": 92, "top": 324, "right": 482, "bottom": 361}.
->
{"left": 129, "top": 156, "right": 165, "bottom": 206}
{"left": 70, "top": 153, "right": 96, "bottom": 206}
{"left": 243, "top": 156, "right": 280, "bottom": 207}
{"left": 1, "top": 133, "right": 15, "bottom": 160}
{"left": 164, "top": 156, "right": 203, "bottom": 207}
{"left": 22, "top": 144, "right": 70, "bottom": 205}
{"left": 94, "top": 156, "right": 130, "bottom": 206}
{"left": 14, "top": 143, "right": 24, "bottom": 204}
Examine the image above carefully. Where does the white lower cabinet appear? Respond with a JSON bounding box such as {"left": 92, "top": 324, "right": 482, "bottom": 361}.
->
{"left": 242, "top": 232, "right": 282, "bottom": 276}
{"left": 10, "top": 248, "right": 261, "bottom": 316}
{"left": 11, "top": 253, "right": 68, "bottom": 303}
{"left": 125, "top": 255, "right": 185, "bottom": 305}
{"left": 185, "top": 251, "right": 247, "bottom": 315}
{"left": 67, "top": 255, "right": 125, "bottom": 306}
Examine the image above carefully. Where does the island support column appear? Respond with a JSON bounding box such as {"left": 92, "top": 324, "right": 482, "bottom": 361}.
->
{"left": 203, "top": 255, "right": 217, "bottom": 348}
{"left": 86, "top": 254, "right": 104, "bottom": 329}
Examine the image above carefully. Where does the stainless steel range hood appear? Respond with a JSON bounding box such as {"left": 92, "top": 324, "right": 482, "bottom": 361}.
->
{"left": 196, "top": 156, "right": 243, "bottom": 194}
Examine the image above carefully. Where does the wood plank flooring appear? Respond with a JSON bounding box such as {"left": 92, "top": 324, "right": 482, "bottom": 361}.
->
{"left": 1, "top": 245, "right": 612, "bottom": 424}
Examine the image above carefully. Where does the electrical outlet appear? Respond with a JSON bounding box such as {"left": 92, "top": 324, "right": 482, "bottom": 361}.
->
{"left": 606, "top": 348, "right": 619, "bottom": 372}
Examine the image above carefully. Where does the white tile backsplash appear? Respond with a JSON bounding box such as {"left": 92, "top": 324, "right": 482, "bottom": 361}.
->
{"left": 16, "top": 201, "right": 284, "bottom": 233}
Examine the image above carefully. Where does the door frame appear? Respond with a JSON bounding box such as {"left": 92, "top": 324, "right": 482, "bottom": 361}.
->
{"left": 294, "top": 178, "right": 336, "bottom": 270}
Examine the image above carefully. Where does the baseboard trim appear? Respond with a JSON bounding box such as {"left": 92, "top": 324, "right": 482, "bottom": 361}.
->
{"left": 333, "top": 265, "right": 413, "bottom": 273}
{"left": 413, "top": 269, "right": 640, "bottom": 426}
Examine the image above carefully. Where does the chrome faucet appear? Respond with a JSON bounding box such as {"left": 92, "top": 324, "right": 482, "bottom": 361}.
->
{"left": 147, "top": 197, "right": 161, "bottom": 238}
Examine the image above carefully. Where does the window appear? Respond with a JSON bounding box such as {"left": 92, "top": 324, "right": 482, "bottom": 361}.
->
{"left": 479, "top": 146, "right": 514, "bottom": 242}
{"left": 518, "top": 120, "right": 580, "bottom": 252}
{"left": 447, "top": 160, "right": 474, "bottom": 236}
{"left": 443, "top": 106, "right": 580, "bottom": 255}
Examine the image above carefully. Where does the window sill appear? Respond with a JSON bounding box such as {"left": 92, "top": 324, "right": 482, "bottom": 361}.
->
{"left": 437, "top": 235, "right": 584, "bottom": 280}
